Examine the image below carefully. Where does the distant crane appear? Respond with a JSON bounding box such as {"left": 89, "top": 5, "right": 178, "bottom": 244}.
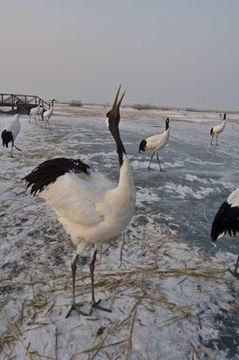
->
{"left": 139, "top": 117, "right": 170, "bottom": 170}
{"left": 29, "top": 104, "right": 40, "bottom": 123}
{"left": 42, "top": 99, "right": 56, "bottom": 128}
{"left": 23, "top": 86, "right": 136, "bottom": 317}
{"left": 211, "top": 188, "right": 239, "bottom": 277}
{"left": 1, "top": 113, "right": 21, "bottom": 157}
{"left": 210, "top": 113, "right": 227, "bottom": 145}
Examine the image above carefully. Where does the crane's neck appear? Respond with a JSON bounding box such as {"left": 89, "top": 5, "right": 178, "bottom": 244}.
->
{"left": 110, "top": 125, "right": 126, "bottom": 167}
{"left": 117, "top": 153, "right": 135, "bottom": 202}
{"left": 110, "top": 123, "right": 135, "bottom": 196}
{"left": 221, "top": 119, "right": 226, "bottom": 130}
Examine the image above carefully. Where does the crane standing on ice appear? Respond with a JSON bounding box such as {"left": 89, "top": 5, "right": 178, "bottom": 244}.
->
{"left": 24, "top": 86, "right": 136, "bottom": 317}
{"left": 1, "top": 113, "right": 21, "bottom": 157}
{"left": 211, "top": 188, "right": 239, "bottom": 277}
{"left": 29, "top": 104, "right": 41, "bottom": 123}
{"left": 139, "top": 117, "right": 170, "bottom": 170}
{"left": 210, "top": 113, "right": 227, "bottom": 145}
{"left": 42, "top": 99, "right": 56, "bottom": 128}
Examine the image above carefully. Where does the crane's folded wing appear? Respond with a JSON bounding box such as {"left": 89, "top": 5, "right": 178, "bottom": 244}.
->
{"left": 40, "top": 171, "right": 114, "bottom": 226}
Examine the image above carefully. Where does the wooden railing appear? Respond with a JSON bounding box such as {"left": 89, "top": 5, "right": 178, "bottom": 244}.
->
{"left": 0, "top": 93, "right": 50, "bottom": 114}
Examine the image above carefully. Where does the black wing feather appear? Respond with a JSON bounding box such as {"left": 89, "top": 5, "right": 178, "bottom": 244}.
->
{"left": 211, "top": 201, "right": 239, "bottom": 241}
{"left": 23, "top": 157, "right": 90, "bottom": 195}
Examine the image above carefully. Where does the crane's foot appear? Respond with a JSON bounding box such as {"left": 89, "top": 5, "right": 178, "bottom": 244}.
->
{"left": 160, "top": 168, "right": 166, "bottom": 172}
{"left": 228, "top": 268, "right": 239, "bottom": 279}
{"left": 65, "top": 303, "right": 88, "bottom": 318}
{"left": 89, "top": 299, "right": 112, "bottom": 316}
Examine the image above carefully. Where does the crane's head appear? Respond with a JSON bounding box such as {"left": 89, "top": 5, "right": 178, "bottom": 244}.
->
{"left": 106, "top": 85, "right": 125, "bottom": 132}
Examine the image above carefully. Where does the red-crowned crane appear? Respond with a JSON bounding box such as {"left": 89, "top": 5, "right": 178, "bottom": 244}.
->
{"left": 211, "top": 188, "right": 239, "bottom": 277}
{"left": 1, "top": 113, "right": 21, "bottom": 157}
{"left": 23, "top": 86, "right": 136, "bottom": 317}
{"left": 29, "top": 104, "right": 40, "bottom": 123}
{"left": 42, "top": 99, "right": 56, "bottom": 128}
{"left": 210, "top": 113, "right": 227, "bottom": 145}
{"left": 139, "top": 117, "right": 170, "bottom": 170}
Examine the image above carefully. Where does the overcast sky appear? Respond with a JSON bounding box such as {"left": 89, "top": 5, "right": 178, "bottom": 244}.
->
{"left": 1, "top": 0, "right": 238, "bottom": 110}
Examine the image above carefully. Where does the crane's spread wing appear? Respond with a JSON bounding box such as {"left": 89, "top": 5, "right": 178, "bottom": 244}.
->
{"left": 24, "top": 157, "right": 115, "bottom": 227}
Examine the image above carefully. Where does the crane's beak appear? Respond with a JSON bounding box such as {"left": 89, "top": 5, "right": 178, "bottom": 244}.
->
{"left": 112, "top": 85, "right": 125, "bottom": 111}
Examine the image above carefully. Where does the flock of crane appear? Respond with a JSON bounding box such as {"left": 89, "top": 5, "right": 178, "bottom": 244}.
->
{"left": 29, "top": 99, "right": 56, "bottom": 127}
{"left": 1, "top": 99, "right": 56, "bottom": 157}
{"left": 1, "top": 86, "right": 239, "bottom": 317}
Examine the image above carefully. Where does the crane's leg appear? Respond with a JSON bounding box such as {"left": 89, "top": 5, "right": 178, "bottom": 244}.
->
{"left": 10, "top": 144, "right": 14, "bottom": 158}
{"left": 229, "top": 255, "right": 239, "bottom": 278}
{"left": 89, "top": 250, "right": 112, "bottom": 315}
{"left": 156, "top": 153, "right": 165, "bottom": 171}
{"left": 46, "top": 119, "right": 51, "bottom": 130}
{"left": 148, "top": 152, "right": 155, "bottom": 170}
{"left": 210, "top": 134, "right": 214, "bottom": 145}
{"left": 13, "top": 144, "right": 22, "bottom": 152}
{"left": 234, "top": 255, "right": 239, "bottom": 276}
{"left": 65, "top": 254, "right": 88, "bottom": 318}
{"left": 215, "top": 135, "right": 219, "bottom": 146}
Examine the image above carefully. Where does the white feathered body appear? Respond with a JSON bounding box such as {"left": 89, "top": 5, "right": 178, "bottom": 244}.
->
{"left": 38, "top": 107, "right": 45, "bottom": 116}
{"left": 227, "top": 188, "right": 239, "bottom": 208}
{"left": 30, "top": 105, "right": 40, "bottom": 117}
{"left": 212, "top": 119, "right": 226, "bottom": 135}
{"left": 40, "top": 155, "right": 135, "bottom": 254}
{"left": 145, "top": 128, "right": 170, "bottom": 152}
{"left": 3, "top": 114, "right": 21, "bottom": 141}
{"left": 43, "top": 106, "right": 54, "bottom": 121}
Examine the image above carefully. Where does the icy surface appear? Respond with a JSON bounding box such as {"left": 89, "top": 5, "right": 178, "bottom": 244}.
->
{"left": 0, "top": 106, "right": 239, "bottom": 359}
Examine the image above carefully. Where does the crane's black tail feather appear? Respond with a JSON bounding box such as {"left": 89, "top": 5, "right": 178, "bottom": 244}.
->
{"left": 211, "top": 201, "right": 239, "bottom": 241}
{"left": 23, "top": 157, "right": 91, "bottom": 195}
{"left": 1, "top": 130, "right": 13, "bottom": 148}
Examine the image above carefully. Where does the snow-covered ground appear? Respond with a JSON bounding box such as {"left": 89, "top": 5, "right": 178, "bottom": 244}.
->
{"left": 0, "top": 105, "right": 239, "bottom": 359}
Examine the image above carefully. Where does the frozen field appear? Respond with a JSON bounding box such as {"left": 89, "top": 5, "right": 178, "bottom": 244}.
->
{"left": 0, "top": 104, "right": 239, "bottom": 359}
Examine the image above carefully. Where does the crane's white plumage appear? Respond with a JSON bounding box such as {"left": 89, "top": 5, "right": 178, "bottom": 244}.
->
{"left": 24, "top": 86, "right": 135, "bottom": 316}
{"left": 42, "top": 99, "right": 56, "bottom": 128}
{"left": 38, "top": 106, "right": 45, "bottom": 118}
{"left": 1, "top": 114, "right": 21, "bottom": 157}
{"left": 210, "top": 113, "right": 227, "bottom": 145}
{"left": 41, "top": 156, "right": 134, "bottom": 254}
{"left": 139, "top": 117, "right": 170, "bottom": 170}
{"left": 211, "top": 188, "right": 239, "bottom": 277}
{"left": 29, "top": 104, "right": 40, "bottom": 123}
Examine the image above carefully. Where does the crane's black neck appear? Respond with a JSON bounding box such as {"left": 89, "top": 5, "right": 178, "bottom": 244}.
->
{"left": 110, "top": 124, "right": 126, "bottom": 167}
